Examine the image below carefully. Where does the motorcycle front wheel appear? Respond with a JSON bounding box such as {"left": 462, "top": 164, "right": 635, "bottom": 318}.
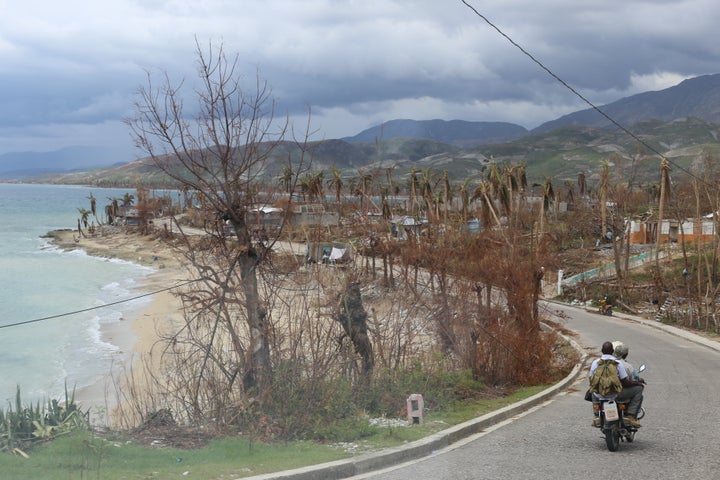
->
{"left": 605, "top": 425, "right": 620, "bottom": 451}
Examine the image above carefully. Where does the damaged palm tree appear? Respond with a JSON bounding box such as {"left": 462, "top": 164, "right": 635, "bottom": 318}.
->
{"left": 335, "top": 277, "right": 374, "bottom": 376}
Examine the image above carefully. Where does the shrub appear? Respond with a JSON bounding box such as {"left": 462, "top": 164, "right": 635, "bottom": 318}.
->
{"left": 365, "top": 363, "right": 484, "bottom": 415}
{"left": 0, "top": 385, "right": 90, "bottom": 455}
{"left": 236, "top": 360, "right": 486, "bottom": 443}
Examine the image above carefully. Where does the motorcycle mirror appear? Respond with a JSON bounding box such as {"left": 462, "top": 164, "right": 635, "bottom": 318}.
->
{"left": 638, "top": 364, "right": 646, "bottom": 372}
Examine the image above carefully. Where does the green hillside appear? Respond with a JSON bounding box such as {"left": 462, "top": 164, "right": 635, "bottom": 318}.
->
{"left": 40, "top": 117, "right": 720, "bottom": 189}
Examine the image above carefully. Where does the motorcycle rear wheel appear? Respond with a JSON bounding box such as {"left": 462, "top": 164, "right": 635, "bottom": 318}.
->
{"left": 605, "top": 426, "right": 620, "bottom": 451}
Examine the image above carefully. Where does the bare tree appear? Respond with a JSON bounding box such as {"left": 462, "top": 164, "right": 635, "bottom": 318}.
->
{"left": 577, "top": 172, "right": 586, "bottom": 198}
{"left": 538, "top": 177, "right": 555, "bottom": 238}
{"left": 327, "top": 166, "right": 344, "bottom": 205}
{"left": 335, "top": 276, "right": 374, "bottom": 376}
{"left": 473, "top": 181, "right": 503, "bottom": 231}
{"left": 655, "top": 159, "right": 671, "bottom": 266}
{"left": 127, "top": 40, "right": 310, "bottom": 396}
{"left": 408, "top": 168, "right": 421, "bottom": 217}
{"left": 458, "top": 177, "right": 473, "bottom": 222}
{"left": 87, "top": 192, "right": 98, "bottom": 223}
{"left": 600, "top": 160, "right": 610, "bottom": 243}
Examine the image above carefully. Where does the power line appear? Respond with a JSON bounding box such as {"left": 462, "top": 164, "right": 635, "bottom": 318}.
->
{"left": 0, "top": 279, "right": 198, "bottom": 330}
{"left": 460, "top": 0, "right": 707, "bottom": 183}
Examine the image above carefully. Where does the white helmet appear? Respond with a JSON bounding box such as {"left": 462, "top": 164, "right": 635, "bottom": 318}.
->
{"left": 612, "top": 341, "right": 628, "bottom": 358}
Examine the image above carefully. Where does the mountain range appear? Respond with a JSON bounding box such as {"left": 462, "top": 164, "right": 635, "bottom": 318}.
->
{"left": 0, "top": 146, "right": 130, "bottom": 180}
{"left": 342, "top": 119, "right": 528, "bottom": 146}
{"left": 6, "top": 73, "right": 720, "bottom": 185}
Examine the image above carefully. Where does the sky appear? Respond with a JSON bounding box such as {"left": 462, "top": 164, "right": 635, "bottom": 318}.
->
{"left": 1, "top": 0, "right": 719, "bottom": 163}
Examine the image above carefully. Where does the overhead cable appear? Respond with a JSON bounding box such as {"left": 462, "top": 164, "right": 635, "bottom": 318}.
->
{"left": 0, "top": 279, "right": 198, "bottom": 330}
{"left": 460, "top": 0, "right": 707, "bottom": 183}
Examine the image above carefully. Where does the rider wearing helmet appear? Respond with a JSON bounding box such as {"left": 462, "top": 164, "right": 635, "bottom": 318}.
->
{"left": 611, "top": 340, "right": 645, "bottom": 424}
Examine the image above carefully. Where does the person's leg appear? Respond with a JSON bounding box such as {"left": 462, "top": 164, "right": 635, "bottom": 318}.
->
{"left": 618, "top": 385, "right": 644, "bottom": 417}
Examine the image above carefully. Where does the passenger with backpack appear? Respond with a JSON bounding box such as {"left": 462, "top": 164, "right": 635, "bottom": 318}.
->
{"left": 588, "top": 341, "right": 645, "bottom": 427}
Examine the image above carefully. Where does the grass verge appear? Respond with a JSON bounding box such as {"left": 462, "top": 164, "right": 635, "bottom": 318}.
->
{"left": 0, "top": 384, "right": 548, "bottom": 480}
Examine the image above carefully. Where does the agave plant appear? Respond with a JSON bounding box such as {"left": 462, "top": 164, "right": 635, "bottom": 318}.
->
{"left": 0, "top": 385, "right": 90, "bottom": 454}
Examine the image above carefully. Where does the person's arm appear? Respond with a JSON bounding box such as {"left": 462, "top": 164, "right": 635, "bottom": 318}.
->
{"left": 617, "top": 361, "right": 642, "bottom": 387}
{"left": 621, "top": 376, "right": 643, "bottom": 387}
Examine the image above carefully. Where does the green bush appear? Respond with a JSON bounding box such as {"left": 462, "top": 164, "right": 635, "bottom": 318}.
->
{"left": 366, "top": 364, "right": 484, "bottom": 414}
{"left": 259, "top": 362, "right": 363, "bottom": 441}
{"left": 251, "top": 361, "right": 485, "bottom": 443}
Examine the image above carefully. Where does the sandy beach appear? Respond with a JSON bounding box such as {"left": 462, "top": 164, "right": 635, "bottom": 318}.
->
{"left": 49, "top": 227, "right": 189, "bottom": 419}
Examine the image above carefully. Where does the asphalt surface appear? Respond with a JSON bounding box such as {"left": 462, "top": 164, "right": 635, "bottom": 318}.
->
{"left": 247, "top": 303, "right": 720, "bottom": 480}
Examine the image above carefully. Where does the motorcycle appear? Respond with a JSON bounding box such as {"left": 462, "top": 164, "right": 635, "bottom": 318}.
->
{"left": 591, "top": 364, "right": 646, "bottom": 451}
{"left": 598, "top": 299, "right": 613, "bottom": 315}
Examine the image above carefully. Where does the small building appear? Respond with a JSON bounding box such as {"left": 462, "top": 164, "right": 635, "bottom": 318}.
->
{"left": 524, "top": 196, "right": 569, "bottom": 214}
{"left": 630, "top": 218, "right": 717, "bottom": 245}
{"left": 246, "top": 206, "right": 285, "bottom": 232}
{"left": 289, "top": 204, "right": 339, "bottom": 228}
{"left": 117, "top": 207, "right": 151, "bottom": 226}
{"left": 389, "top": 216, "right": 427, "bottom": 240}
{"left": 306, "top": 241, "right": 353, "bottom": 264}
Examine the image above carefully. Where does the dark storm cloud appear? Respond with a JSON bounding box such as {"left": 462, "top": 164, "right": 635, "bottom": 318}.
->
{"left": 1, "top": 0, "right": 718, "bottom": 158}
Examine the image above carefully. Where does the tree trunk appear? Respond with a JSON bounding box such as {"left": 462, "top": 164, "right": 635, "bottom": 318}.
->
{"left": 336, "top": 280, "right": 374, "bottom": 376}
{"left": 233, "top": 218, "right": 272, "bottom": 392}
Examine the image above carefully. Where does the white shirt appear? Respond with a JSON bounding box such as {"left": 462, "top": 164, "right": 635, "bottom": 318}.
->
{"left": 589, "top": 353, "right": 629, "bottom": 379}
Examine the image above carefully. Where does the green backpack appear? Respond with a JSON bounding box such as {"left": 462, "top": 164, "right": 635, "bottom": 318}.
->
{"left": 589, "top": 358, "right": 623, "bottom": 396}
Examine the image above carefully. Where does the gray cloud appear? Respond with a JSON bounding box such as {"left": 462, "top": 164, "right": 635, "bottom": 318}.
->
{"left": 1, "top": 0, "right": 719, "bottom": 160}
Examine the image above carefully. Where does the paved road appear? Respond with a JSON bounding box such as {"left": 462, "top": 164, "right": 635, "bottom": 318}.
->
{"left": 352, "top": 303, "right": 720, "bottom": 479}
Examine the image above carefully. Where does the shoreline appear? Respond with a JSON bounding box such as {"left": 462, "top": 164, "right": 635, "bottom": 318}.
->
{"left": 49, "top": 227, "right": 188, "bottom": 419}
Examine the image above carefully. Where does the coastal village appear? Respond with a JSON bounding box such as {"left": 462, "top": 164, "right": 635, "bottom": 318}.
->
{"left": 3, "top": 5, "right": 720, "bottom": 475}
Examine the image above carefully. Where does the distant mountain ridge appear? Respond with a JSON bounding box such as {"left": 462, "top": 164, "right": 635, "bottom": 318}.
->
{"left": 343, "top": 119, "right": 528, "bottom": 146}
{"left": 534, "top": 73, "right": 720, "bottom": 132}
{"left": 46, "top": 115, "right": 720, "bottom": 189}
{"left": 0, "top": 146, "right": 129, "bottom": 179}
{"left": 6, "top": 73, "right": 720, "bottom": 183}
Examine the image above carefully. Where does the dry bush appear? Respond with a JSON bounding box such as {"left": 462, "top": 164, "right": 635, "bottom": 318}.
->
{"left": 387, "top": 224, "right": 559, "bottom": 386}
{"left": 112, "top": 216, "right": 568, "bottom": 436}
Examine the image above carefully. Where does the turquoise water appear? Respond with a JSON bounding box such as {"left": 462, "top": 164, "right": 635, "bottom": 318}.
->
{"left": 0, "top": 184, "right": 152, "bottom": 403}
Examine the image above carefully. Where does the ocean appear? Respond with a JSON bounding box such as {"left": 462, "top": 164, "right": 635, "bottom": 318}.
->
{"left": 0, "top": 183, "right": 153, "bottom": 404}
